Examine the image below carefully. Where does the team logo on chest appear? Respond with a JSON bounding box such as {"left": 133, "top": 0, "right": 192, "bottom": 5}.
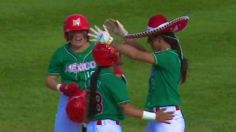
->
{"left": 65, "top": 61, "right": 96, "bottom": 73}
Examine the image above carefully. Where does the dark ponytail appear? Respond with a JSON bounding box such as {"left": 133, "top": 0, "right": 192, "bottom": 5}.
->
{"left": 87, "top": 67, "right": 102, "bottom": 119}
{"left": 162, "top": 32, "right": 188, "bottom": 84}
{"left": 180, "top": 57, "right": 188, "bottom": 83}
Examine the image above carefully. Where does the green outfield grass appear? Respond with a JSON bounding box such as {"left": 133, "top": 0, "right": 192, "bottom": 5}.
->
{"left": 0, "top": 0, "right": 235, "bottom": 131}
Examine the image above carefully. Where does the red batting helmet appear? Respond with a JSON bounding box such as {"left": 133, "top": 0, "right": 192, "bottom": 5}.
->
{"left": 64, "top": 14, "right": 90, "bottom": 41}
{"left": 92, "top": 44, "right": 119, "bottom": 67}
{"left": 66, "top": 89, "right": 87, "bottom": 123}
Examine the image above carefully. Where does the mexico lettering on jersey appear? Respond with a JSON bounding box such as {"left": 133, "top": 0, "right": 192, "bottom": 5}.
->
{"left": 65, "top": 61, "right": 96, "bottom": 73}
{"left": 47, "top": 43, "right": 96, "bottom": 88}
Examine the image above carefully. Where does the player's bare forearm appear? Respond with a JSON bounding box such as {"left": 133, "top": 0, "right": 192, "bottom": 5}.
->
{"left": 45, "top": 75, "right": 59, "bottom": 91}
{"left": 123, "top": 38, "right": 147, "bottom": 52}
{"left": 120, "top": 103, "right": 174, "bottom": 123}
{"left": 111, "top": 43, "right": 144, "bottom": 60}
{"left": 111, "top": 43, "right": 155, "bottom": 64}
{"left": 119, "top": 103, "right": 143, "bottom": 119}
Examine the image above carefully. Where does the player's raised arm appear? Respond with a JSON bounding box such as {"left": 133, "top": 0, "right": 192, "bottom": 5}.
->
{"left": 89, "top": 25, "right": 155, "bottom": 64}
{"left": 112, "top": 43, "right": 155, "bottom": 64}
{"left": 124, "top": 39, "right": 147, "bottom": 52}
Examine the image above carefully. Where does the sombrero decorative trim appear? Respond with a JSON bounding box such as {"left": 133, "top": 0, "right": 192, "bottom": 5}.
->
{"left": 124, "top": 16, "right": 189, "bottom": 39}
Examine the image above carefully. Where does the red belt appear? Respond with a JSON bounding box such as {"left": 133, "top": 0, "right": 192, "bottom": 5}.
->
{"left": 155, "top": 106, "right": 180, "bottom": 111}
{"left": 96, "top": 120, "right": 120, "bottom": 125}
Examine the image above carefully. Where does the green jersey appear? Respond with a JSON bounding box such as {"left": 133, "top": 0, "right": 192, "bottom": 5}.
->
{"left": 145, "top": 49, "right": 181, "bottom": 108}
{"left": 90, "top": 68, "right": 129, "bottom": 121}
{"left": 47, "top": 42, "right": 96, "bottom": 89}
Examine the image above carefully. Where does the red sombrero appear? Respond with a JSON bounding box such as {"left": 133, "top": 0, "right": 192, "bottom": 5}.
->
{"left": 124, "top": 15, "right": 189, "bottom": 38}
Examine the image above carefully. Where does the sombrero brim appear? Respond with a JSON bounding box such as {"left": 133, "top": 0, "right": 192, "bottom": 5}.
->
{"left": 124, "top": 16, "right": 189, "bottom": 39}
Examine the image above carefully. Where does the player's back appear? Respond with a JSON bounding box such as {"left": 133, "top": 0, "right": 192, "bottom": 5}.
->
{"left": 92, "top": 68, "right": 129, "bottom": 121}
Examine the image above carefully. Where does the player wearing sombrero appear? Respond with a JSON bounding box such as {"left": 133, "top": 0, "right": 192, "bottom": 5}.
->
{"left": 89, "top": 14, "right": 189, "bottom": 132}
{"left": 85, "top": 43, "right": 174, "bottom": 132}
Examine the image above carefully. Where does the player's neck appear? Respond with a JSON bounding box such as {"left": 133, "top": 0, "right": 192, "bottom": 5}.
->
{"left": 71, "top": 42, "right": 90, "bottom": 53}
{"left": 159, "top": 43, "right": 171, "bottom": 51}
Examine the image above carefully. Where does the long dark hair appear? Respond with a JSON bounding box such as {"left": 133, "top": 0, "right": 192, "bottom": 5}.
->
{"left": 87, "top": 67, "right": 102, "bottom": 119}
{"left": 162, "top": 32, "right": 188, "bottom": 83}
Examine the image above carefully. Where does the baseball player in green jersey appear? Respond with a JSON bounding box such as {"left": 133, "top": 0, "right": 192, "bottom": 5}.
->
{"left": 89, "top": 14, "right": 189, "bottom": 132}
{"left": 45, "top": 14, "right": 96, "bottom": 132}
{"left": 45, "top": 13, "right": 128, "bottom": 132}
{"left": 84, "top": 43, "right": 174, "bottom": 132}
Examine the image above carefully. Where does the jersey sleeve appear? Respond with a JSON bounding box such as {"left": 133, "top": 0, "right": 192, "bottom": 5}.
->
{"left": 47, "top": 49, "right": 63, "bottom": 75}
{"left": 152, "top": 51, "right": 178, "bottom": 68}
{"left": 105, "top": 75, "right": 129, "bottom": 104}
